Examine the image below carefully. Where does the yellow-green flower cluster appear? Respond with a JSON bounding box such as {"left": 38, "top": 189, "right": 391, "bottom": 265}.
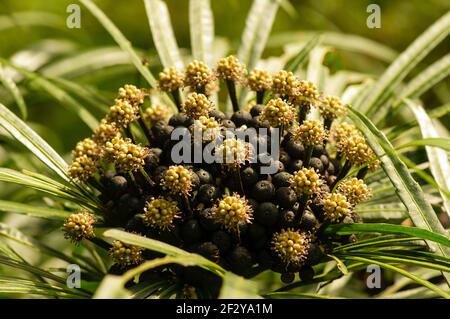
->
{"left": 182, "top": 93, "right": 213, "bottom": 119}
{"left": 212, "top": 194, "right": 253, "bottom": 233}
{"left": 294, "top": 119, "right": 327, "bottom": 146}
{"left": 260, "top": 98, "right": 295, "bottom": 127}
{"left": 271, "top": 70, "right": 299, "bottom": 98}
{"left": 158, "top": 67, "right": 185, "bottom": 92}
{"left": 104, "top": 135, "right": 147, "bottom": 172}
{"left": 184, "top": 60, "right": 215, "bottom": 92}
{"left": 247, "top": 68, "right": 272, "bottom": 92}
{"left": 68, "top": 138, "right": 101, "bottom": 182}
{"left": 190, "top": 116, "right": 222, "bottom": 142}
{"left": 143, "top": 104, "right": 170, "bottom": 124}
{"left": 117, "top": 84, "right": 145, "bottom": 106}
{"left": 290, "top": 167, "right": 323, "bottom": 195}
{"left": 109, "top": 240, "right": 143, "bottom": 268}
{"left": 161, "top": 165, "right": 194, "bottom": 196}
{"left": 337, "top": 178, "right": 371, "bottom": 205}
{"left": 92, "top": 118, "right": 119, "bottom": 145}
{"left": 215, "top": 138, "right": 252, "bottom": 167}
{"left": 142, "top": 198, "right": 180, "bottom": 230}
{"left": 216, "top": 55, "right": 246, "bottom": 82}
{"left": 319, "top": 95, "right": 347, "bottom": 120}
{"left": 271, "top": 229, "right": 310, "bottom": 266}
{"left": 62, "top": 210, "right": 96, "bottom": 242}
{"left": 322, "top": 193, "right": 352, "bottom": 222}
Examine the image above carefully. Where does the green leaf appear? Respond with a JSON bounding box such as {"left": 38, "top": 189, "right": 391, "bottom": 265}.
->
{"left": 94, "top": 255, "right": 210, "bottom": 299}
{"left": 348, "top": 108, "right": 450, "bottom": 265}
{"left": 327, "top": 254, "right": 349, "bottom": 275}
{"left": 0, "top": 200, "right": 71, "bottom": 220}
{"left": 237, "top": 0, "right": 280, "bottom": 71}
{"left": 0, "top": 11, "right": 63, "bottom": 31}
{"left": 268, "top": 32, "right": 397, "bottom": 63}
{"left": 0, "top": 64, "right": 27, "bottom": 119}
{"left": 0, "top": 168, "right": 98, "bottom": 210}
{"left": 284, "top": 35, "right": 321, "bottom": 73}
{"left": 102, "top": 229, "right": 225, "bottom": 275}
{"left": 0, "top": 102, "right": 68, "bottom": 181}
{"left": 396, "top": 137, "right": 450, "bottom": 152}
{"left": 41, "top": 46, "right": 141, "bottom": 78}
{"left": 359, "top": 11, "right": 450, "bottom": 115}
{"left": 341, "top": 255, "right": 450, "bottom": 299}
{"left": 0, "top": 59, "right": 99, "bottom": 130}
{"left": 144, "top": 0, "right": 184, "bottom": 69}
{"left": 325, "top": 223, "right": 450, "bottom": 249}
{"left": 0, "top": 275, "right": 89, "bottom": 298}
{"left": 408, "top": 101, "right": 450, "bottom": 215}
{"left": 218, "top": 272, "right": 261, "bottom": 299}
{"left": 80, "top": 0, "right": 176, "bottom": 111}
{"left": 399, "top": 53, "right": 450, "bottom": 102}
{"left": 189, "top": 0, "right": 215, "bottom": 67}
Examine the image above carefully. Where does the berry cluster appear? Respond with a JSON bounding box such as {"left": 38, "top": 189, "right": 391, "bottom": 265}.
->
{"left": 62, "top": 56, "right": 377, "bottom": 296}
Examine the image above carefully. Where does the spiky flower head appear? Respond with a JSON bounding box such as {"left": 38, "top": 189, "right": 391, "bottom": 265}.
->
{"left": 143, "top": 104, "right": 170, "bottom": 124}
{"left": 215, "top": 137, "right": 252, "bottom": 167}
{"left": 92, "top": 118, "right": 120, "bottom": 144}
{"left": 322, "top": 192, "right": 352, "bottom": 222}
{"left": 182, "top": 93, "right": 213, "bottom": 119}
{"left": 290, "top": 167, "right": 323, "bottom": 195}
{"left": 158, "top": 67, "right": 185, "bottom": 92}
{"left": 272, "top": 70, "right": 298, "bottom": 98}
{"left": 142, "top": 197, "right": 180, "bottom": 230}
{"left": 68, "top": 154, "right": 98, "bottom": 182}
{"left": 294, "top": 119, "right": 327, "bottom": 146}
{"left": 247, "top": 68, "right": 272, "bottom": 92}
{"left": 184, "top": 60, "right": 215, "bottom": 92}
{"left": 104, "top": 135, "right": 147, "bottom": 172}
{"left": 117, "top": 84, "right": 145, "bottom": 106}
{"left": 319, "top": 95, "right": 347, "bottom": 120}
{"left": 338, "top": 178, "right": 371, "bottom": 205}
{"left": 62, "top": 210, "right": 96, "bottom": 242}
{"left": 212, "top": 194, "right": 253, "bottom": 233}
{"left": 215, "top": 55, "right": 246, "bottom": 82}
{"left": 72, "top": 138, "right": 101, "bottom": 159}
{"left": 107, "top": 99, "right": 139, "bottom": 127}
{"left": 260, "top": 98, "right": 295, "bottom": 127}
{"left": 109, "top": 240, "right": 143, "bottom": 268}
{"left": 337, "top": 132, "right": 379, "bottom": 169}
{"left": 190, "top": 116, "right": 222, "bottom": 142}
{"left": 290, "top": 80, "right": 321, "bottom": 113}
{"left": 271, "top": 229, "right": 310, "bottom": 266}
{"left": 161, "top": 165, "right": 194, "bottom": 196}
{"left": 330, "top": 122, "right": 358, "bottom": 146}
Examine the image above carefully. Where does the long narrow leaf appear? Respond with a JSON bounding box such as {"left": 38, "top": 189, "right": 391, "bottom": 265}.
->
{"left": 144, "top": 0, "right": 184, "bottom": 69}
{"left": 189, "top": 0, "right": 214, "bottom": 67}
{"left": 0, "top": 102, "right": 68, "bottom": 180}
{"left": 359, "top": 11, "right": 450, "bottom": 115}
{"left": 348, "top": 108, "right": 450, "bottom": 272}
{"left": 80, "top": 0, "right": 175, "bottom": 111}
{"left": 408, "top": 101, "right": 450, "bottom": 216}
{"left": 0, "top": 64, "right": 27, "bottom": 119}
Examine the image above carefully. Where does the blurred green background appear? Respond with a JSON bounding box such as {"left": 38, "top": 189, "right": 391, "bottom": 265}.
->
{"left": 0, "top": 0, "right": 449, "bottom": 156}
